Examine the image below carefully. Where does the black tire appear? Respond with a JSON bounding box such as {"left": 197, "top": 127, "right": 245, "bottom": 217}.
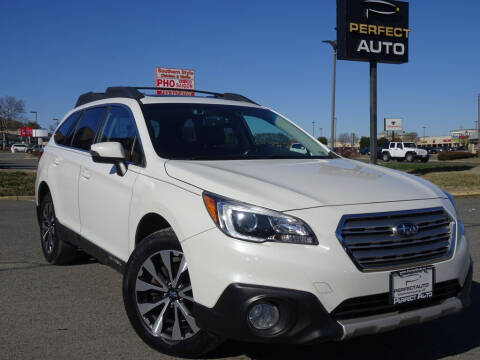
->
{"left": 123, "top": 229, "right": 222, "bottom": 358}
{"left": 421, "top": 157, "right": 429, "bottom": 163}
{"left": 39, "top": 193, "right": 77, "bottom": 264}
{"left": 382, "top": 152, "right": 391, "bottom": 162}
{"left": 406, "top": 153, "right": 415, "bottom": 162}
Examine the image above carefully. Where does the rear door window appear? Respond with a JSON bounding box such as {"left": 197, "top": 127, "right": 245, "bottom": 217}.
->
{"left": 71, "top": 107, "right": 106, "bottom": 150}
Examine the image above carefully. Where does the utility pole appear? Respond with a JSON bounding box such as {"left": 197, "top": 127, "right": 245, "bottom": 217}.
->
{"left": 422, "top": 126, "right": 426, "bottom": 141}
{"left": 323, "top": 40, "right": 337, "bottom": 148}
{"left": 320, "top": 127, "right": 323, "bottom": 138}
{"left": 369, "top": 61, "right": 378, "bottom": 164}
{"left": 334, "top": 117, "right": 338, "bottom": 149}
{"left": 477, "top": 94, "right": 480, "bottom": 152}
{"left": 312, "top": 121, "right": 315, "bottom": 137}
{"left": 0, "top": 104, "right": 5, "bottom": 150}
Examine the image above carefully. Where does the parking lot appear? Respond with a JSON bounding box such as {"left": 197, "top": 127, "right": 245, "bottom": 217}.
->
{"left": 0, "top": 198, "right": 479, "bottom": 360}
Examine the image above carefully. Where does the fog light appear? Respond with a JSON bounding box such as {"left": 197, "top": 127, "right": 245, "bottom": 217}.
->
{"left": 247, "top": 302, "right": 280, "bottom": 330}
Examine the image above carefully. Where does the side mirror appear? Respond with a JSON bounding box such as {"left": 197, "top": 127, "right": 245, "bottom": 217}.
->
{"left": 90, "top": 142, "right": 127, "bottom": 176}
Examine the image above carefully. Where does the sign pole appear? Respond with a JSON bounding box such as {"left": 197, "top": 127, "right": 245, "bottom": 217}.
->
{"left": 369, "top": 61, "right": 378, "bottom": 164}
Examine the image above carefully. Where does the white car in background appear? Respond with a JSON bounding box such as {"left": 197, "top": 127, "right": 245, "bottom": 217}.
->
{"left": 35, "top": 86, "right": 472, "bottom": 358}
{"left": 11, "top": 143, "right": 27, "bottom": 153}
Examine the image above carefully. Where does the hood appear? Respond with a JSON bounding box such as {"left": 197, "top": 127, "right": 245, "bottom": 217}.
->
{"left": 165, "top": 158, "right": 445, "bottom": 211}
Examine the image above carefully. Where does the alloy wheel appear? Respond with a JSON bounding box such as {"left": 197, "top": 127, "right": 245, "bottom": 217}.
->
{"left": 135, "top": 250, "right": 199, "bottom": 342}
{"left": 40, "top": 200, "right": 56, "bottom": 254}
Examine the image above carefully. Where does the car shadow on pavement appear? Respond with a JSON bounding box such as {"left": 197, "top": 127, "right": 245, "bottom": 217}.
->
{"left": 71, "top": 251, "right": 99, "bottom": 266}
{"left": 208, "top": 281, "right": 480, "bottom": 360}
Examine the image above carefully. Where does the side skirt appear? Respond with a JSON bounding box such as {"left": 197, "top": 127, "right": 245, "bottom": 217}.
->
{"left": 56, "top": 221, "right": 126, "bottom": 273}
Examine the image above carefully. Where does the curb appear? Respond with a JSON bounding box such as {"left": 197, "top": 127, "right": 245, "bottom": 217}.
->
{"left": 0, "top": 195, "right": 35, "bottom": 201}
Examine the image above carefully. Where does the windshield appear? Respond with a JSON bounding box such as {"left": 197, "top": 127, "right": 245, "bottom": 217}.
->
{"left": 141, "top": 104, "right": 332, "bottom": 160}
{"left": 404, "top": 143, "right": 416, "bottom": 148}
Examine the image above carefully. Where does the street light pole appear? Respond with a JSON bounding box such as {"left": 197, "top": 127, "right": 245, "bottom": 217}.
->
{"left": 53, "top": 118, "right": 59, "bottom": 127}
{"left": 323, "top": 40, "right": 337, "bottom": 149}
{"left": 30, "top": 111, "right": 37, "bottom": 123}
{"left": 320, "top": 127, "right": 323, "bottom": 138}
{"left": 312, "top": 121, "right": 315, "bottom": 137}
{"left": 29, "top": 111, "right": 37, "bottom": 144}
{"left": 422, "top": 126, "right": 426, "bottom": 141}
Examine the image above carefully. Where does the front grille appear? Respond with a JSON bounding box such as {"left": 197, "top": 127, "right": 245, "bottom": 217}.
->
{"left": 336, "top": 207, "right": 455, "bottom": 271}
{"left": 332, "top": 280, "right": 460, "bottom": 320}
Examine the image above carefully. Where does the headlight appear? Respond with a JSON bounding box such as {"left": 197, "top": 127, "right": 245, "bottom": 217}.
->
{"left": 444, "top": 191, "right": 456, "bottom": 210}
{"left": 202, "top": 192, "right": 317, "bottom": 245}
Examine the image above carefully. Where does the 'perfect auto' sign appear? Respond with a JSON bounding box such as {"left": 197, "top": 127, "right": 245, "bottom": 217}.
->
{"left": 337, "top": 0, "right": 410, "bottom": 64}
{"left": 155, "top": 67, "right": 195, "bottom": 96}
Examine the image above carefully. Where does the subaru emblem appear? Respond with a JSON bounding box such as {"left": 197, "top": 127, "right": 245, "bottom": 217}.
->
{"left": 394, "top": 222, "right": 419, "bottom": 237}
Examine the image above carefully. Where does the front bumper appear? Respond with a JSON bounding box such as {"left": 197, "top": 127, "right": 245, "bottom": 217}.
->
{"left": 182, "top": 198, "right": 471, "bottom": 343}
{"left": 193, "top": 264, "right": 472, "bottom": 344}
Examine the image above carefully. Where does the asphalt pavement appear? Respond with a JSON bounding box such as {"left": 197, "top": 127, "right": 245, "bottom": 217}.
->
{"left": 0, "top": 198, "right": 479, "bottom": 360}
{"left": 0, "top": 151, "right": 38, "bottom": 170}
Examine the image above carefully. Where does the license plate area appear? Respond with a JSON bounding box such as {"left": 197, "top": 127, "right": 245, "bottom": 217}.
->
{"left": 390, "top": 266, "right": 434, "bottom": 305}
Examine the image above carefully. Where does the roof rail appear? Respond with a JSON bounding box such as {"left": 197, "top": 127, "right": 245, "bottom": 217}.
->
{"left": 75, "top": 86, "right": 258, "bottom": 107}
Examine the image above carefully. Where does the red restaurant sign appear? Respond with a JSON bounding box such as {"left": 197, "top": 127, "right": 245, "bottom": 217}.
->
{"left": 20, "top": 127, "right": 33, "bottom": 137}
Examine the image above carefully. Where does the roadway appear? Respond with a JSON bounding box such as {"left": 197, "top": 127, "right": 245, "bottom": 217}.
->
{"left": 0, "top": 198, "right": 479, "bottom": 360}
{"left": 0, "top": 151, "right": 38, "bottom": 170}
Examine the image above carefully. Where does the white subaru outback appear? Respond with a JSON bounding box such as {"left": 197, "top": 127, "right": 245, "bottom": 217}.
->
{"left": 35, "top": 87, "right": 472, "bottom": 358}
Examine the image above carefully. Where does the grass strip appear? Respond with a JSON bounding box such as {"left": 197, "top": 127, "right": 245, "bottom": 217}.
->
{"left": 0, "top": 171, "right": 36, "bottom": 196}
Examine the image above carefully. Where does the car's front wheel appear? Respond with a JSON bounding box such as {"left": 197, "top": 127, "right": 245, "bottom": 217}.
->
{"left": 123, "top": 229, "right": 222, "bottom": 358}
{"left": 406, "top": 153, "right": 415, "bottom": 162}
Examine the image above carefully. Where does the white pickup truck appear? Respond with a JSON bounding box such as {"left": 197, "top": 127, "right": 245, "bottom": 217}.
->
{"left": 382, "top": 142, "right": 429, "bottom": 162}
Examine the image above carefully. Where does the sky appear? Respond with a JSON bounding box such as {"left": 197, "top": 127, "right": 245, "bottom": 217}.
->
{"left": 1, "top": 0, "right": 479, "bottom": 138}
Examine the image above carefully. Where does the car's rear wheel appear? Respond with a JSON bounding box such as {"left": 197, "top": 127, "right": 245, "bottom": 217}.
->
{"left": 123, "top": 229, "right": 222, "bottom": 358}
{"left": 39, "top": 193, "right": 77, "bottom": 264}
{"left": 382, "top": 152, "right": 390, "bottom": 162}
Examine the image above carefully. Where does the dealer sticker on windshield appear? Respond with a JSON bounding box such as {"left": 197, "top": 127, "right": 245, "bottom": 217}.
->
{"left": 391, "top": 266, "right": 434, "bottom": 305}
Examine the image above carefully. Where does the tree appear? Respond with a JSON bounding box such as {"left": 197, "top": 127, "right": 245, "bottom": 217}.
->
{"left": 0, "top": 96, "right": 26, "bottom": 150}
{"left": 359, "top": 136, "right": 370, "bottom": 149}
{"left": 338, "top": 132, "right": 351, "bottom": 146}
{"left": 377, "top": 137, "right": 390, "bottom": 148}
{"left": 25, "top": 121, "right": 40, "bottom": 129}
{"left": 317, "top": 136, "right": 328, "bottom": 145}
